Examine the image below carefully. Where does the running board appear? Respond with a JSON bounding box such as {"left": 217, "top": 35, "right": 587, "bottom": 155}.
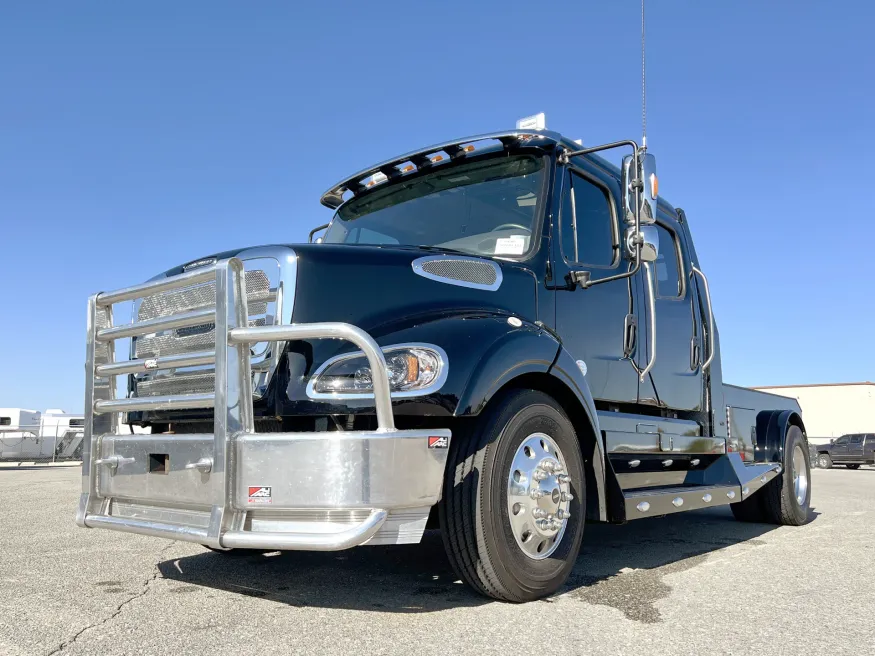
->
{"left": 623, "top": 453, "right": 782, "bottom": 520}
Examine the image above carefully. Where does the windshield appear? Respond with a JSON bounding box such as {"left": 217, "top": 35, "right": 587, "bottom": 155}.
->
{"left": 322, "top": 154, "right": 547, "bottom": 258}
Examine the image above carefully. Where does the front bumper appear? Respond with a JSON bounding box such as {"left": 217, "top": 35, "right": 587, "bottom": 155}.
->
{"left": 77, "top": 258, "right": 451, "bottom": 550}
{"left": 78, "top": 428, "right": 449, "bottom": 549}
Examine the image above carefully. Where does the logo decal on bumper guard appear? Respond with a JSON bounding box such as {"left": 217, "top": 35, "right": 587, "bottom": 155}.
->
{"left": 428, "top": 436, "right": 448, "bottom": 449}
{"left": 248, "top": 486, "right": 272, "bottom": 503}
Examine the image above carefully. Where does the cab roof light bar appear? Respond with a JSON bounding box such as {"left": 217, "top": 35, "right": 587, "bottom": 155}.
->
{"left": 319, "top": 130, "right": 563, "bottom": 209}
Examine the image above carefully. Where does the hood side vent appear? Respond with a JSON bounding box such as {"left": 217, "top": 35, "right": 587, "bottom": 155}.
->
{"left": 412, "top": 255, "right": 502, "bottom": 292}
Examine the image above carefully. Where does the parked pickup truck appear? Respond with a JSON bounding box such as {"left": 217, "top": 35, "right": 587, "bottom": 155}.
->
{"left": 816, "top": 434, "right": 875, "bottom": 469}
{"left": 76, "top": 117, "right": 812, "bottom": 602}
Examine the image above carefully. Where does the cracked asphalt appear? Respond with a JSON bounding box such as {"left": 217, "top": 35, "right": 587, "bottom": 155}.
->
{"left": 1, "top": 466, "right": 873, "bottom": 655}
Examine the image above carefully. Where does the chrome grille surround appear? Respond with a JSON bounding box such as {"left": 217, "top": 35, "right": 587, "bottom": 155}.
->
{"left": 130, "top": 247, "right": 297, "bottom": 402}
{"left": 411, "top": 255, "right": 502, "bottom": 291}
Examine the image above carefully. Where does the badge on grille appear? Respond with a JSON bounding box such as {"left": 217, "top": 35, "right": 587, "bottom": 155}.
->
{"left": 428, "top": 436, "right": 449, "bottom": 449}
{"left": 247, "top": 486, "right": 272, "bottom": 503}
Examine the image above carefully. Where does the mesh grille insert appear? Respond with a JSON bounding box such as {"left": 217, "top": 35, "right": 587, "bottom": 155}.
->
{"left": 416, "top": 258, "right": 499, "bottom": 287}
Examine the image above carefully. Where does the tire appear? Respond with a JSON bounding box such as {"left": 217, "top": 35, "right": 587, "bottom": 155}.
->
{"left": 759, "top": 425, "right": 811, "bottom": 525}
{"left": 439, "top": 389, "right": 586, "bottom": 602}
{"left": 846, "top": 464, "right": 861, "bottom": 470}
{"left": 818, "top": 453, "right": 832, "bottom": 469}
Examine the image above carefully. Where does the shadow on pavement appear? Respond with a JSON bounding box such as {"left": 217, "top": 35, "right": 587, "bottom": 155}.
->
{"left": 157, "top": 505, "right": 820, "bottom": 615}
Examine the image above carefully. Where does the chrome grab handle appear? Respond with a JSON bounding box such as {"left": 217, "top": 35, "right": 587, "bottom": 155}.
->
{"left": 691, "top": 265, "right": 715, "bottom": 372}
{"left": 638, "top": 262, "right": 657, "bottom": 382}
{"left": 185, "top": 457, "right": 213, "bottom": 473}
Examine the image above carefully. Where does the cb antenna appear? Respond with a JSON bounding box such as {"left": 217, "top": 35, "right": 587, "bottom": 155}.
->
{"left": 641, "top": 0, "right": 647, "bottom": 149}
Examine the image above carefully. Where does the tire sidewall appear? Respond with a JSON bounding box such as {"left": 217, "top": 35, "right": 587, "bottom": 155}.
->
{"left": 477, "top": 390, "right": 585, "bottom": 600}
{"left": 783, "top": 426, "right": 811, "bottom": 524}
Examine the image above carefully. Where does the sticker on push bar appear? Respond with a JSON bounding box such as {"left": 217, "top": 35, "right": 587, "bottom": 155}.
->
{"left": 144, "top": 359, "right": 159, "bottom": 370}
{"left": 428, "top": 436, "right": 449, "bottom": 449}
{"left": 247, "top": 486, "right": 272, "bottom": 503}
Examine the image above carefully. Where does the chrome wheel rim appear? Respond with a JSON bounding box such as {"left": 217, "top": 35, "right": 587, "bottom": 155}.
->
{"left": 506, "top": 432, "right": 572, "bottom": 560}
{"left": 792, "top": 444, "right": 808, "bottom": 505}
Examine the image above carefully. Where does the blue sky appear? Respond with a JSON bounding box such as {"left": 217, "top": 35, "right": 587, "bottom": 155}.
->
{"left": 1, "top": 1, "right": 873, "bottom": 413}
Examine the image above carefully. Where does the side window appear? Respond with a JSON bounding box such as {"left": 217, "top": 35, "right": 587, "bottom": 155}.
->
{"left": 835, "top": 436, "right": 849, "bottom": 445}
{"left": 560, "top": 171, "right": 617, "bottom": 267}
{"left": 849, "top": 434, "right": 863, "bottom": 444}
{"left": 654, "top": 224, "right": 683, "bottom": 299}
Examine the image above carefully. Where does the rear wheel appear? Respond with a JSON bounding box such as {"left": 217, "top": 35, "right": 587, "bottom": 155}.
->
{"left": 846, "top": 464, "right": 861, "bottom": 470}
{"left": 439, "top": 389, "right": 585, "bottom": 602}
{"left": 732, "top": 426, "right": 811, "bottom": 525}
{"left": 818, "top": 453, "right": 832, "bottom": 469}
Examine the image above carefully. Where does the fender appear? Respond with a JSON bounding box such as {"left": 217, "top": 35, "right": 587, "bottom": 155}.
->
{"left": 457, "top": 330, "right": 608, "bottom": 522}
{"left": 755, "top": 409, "right": 806, "bottom": 464}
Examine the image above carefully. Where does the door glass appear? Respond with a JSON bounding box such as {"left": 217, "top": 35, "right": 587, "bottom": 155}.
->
{"left": 560, "top": 171, "right": 617, "bottom": 267}
{"left": 834, "top": 436, "right": 849, "bottom": 445}
{"left": 654, "top": 224, "right": 683, "bottom": 298}
{"left": 849, "top": 435, "right": 863, "bottom": 444}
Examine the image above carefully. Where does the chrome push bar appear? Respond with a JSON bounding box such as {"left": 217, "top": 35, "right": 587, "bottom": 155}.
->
{"left": 76, "top": 258, "right": 448, "bottom": 550}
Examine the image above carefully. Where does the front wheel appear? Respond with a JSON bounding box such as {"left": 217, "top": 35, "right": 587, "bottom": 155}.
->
{"left": 818, "top": 453, "right": 832, "bottom": 469}
{"left": 439, "top": 389, "right": 585, "bottom": 602}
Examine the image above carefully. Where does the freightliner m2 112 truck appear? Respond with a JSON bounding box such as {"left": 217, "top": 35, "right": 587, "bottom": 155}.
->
{"left": 76, "top": 117, "right": 811, "bottom": 601}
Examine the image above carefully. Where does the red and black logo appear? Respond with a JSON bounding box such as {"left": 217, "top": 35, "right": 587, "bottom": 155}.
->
{"left": 428, "top": 436, "right": 449, "bottom": 449}
{"left": 247, "top": 486, "right": 272, "bottom": 503}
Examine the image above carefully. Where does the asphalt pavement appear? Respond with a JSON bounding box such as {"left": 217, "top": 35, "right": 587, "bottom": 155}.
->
{"left": 1, "top": 465, "right": 873, "bottom": 655}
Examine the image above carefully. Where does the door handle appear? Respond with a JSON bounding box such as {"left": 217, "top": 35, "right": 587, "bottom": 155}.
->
{"left": 690, "top": 335, "right": 700, "bottom": 370}
{"left": 623, "top": 314, "right": 638, "bottom": 359}
{"left": 691, "top": 266, "right": 715, "bottom": 372}
{"left": 638, "top": 262, "right": 657, "bottom": 382}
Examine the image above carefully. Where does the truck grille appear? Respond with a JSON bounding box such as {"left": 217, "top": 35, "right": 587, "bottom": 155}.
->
{"left": 135, "top": 271, "right": 271, "bottom": 359}
{"left": 131, "top": 262, "right": 283, "bottom": 401}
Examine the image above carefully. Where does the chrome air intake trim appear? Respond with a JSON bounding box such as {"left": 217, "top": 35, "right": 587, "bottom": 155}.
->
{"left": 411, "top": 255, "right": 502, "bottom": 291}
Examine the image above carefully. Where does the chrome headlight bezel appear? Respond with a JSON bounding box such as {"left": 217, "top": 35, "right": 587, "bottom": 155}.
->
{"left": 306, "top": 343, "right": 448, "bottom": 400}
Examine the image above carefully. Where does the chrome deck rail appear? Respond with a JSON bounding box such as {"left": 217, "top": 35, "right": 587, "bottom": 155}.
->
{"left": 77, "top": 257, "right": 399, "bottom": 549}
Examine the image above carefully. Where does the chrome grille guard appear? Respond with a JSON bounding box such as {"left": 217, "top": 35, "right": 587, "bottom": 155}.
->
{"left": 77, "top": 258, "right": 451, "bottom": 550}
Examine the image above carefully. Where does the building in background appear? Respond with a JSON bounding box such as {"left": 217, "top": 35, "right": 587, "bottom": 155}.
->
{"left": 752, "top": 382, "right": 875, "bottom": 445}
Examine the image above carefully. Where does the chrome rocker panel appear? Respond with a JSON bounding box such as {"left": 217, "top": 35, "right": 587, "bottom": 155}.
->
{"left": 77, "top": 257, "right": 451, "bottom": 550}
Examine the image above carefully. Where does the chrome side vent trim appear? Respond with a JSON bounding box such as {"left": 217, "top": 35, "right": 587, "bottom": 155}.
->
{"left": 411, "top": 255, "right": 502, "bottom": 291}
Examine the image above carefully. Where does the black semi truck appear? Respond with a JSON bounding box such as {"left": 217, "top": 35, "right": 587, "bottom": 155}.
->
{"left": 76, "top": 119, "right": 811, "bottom": 602}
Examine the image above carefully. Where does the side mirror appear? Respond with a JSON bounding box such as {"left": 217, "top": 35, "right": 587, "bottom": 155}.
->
{"left": 830, "top": 438, "right": 835, "bottom": 444}
{"left": 639, "top": 225, "right": 659, "bottom": 262}
{"left": 626, "top": 225, "right": 660, "bottom": 263}
{"left": 621, "top": 152, "right": 659, "bottom": 226}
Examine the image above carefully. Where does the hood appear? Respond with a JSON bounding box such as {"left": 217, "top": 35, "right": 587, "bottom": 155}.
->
{"left": 290, "top": 244, "right": 538, "bottom": 336}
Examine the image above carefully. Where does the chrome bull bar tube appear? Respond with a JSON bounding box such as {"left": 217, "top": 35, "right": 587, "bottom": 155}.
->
{"left": 77, "top": 257, "right": 448, "bottom": 550}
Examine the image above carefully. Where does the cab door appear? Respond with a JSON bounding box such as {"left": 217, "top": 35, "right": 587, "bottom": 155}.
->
{"left": 638, "top": 213, "right": 705, "bottom": 413}
{"left": 551, "top": 160, "right": 641, "bottom": 405}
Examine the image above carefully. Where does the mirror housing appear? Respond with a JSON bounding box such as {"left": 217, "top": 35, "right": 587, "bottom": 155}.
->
{"left": 621, "top": 152, "right": 658, "bottom": 226}
{"left": 626, "top": 225, "right": 659, "bottom": 263}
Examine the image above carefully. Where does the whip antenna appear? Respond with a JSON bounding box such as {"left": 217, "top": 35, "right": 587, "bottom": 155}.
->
{"left": 641, "top": 0, "right": 647, "bottom": 149}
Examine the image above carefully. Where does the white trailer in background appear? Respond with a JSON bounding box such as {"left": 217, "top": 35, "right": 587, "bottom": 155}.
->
{"left": 0, "top": 408, "right": 85, "bottom": 460}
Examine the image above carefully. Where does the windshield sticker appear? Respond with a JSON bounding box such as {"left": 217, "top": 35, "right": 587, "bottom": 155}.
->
{"left": 495, "top": 235, "right": 527, "bottom": 255}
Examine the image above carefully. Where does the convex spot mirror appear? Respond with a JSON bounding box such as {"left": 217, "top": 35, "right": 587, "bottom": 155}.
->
{"left": 625, "top": 225, "right": 660, "bottom": 263}
{"left": 621, "top": 153, "right": 658, "bottom": 226}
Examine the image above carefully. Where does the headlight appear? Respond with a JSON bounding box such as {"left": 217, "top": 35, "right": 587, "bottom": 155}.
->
{"left": 308, "top": 344, "right": 447, "bottom": 398}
